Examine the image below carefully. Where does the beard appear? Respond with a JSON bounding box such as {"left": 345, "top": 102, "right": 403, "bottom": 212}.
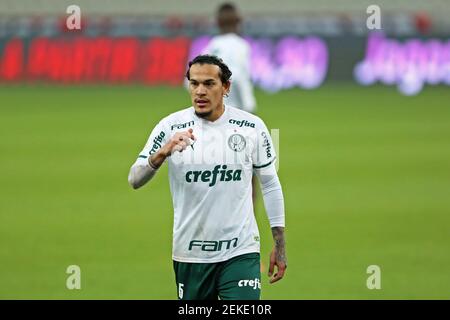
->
{"left": 195, "top": 109, "right": 213, "bottom": 119}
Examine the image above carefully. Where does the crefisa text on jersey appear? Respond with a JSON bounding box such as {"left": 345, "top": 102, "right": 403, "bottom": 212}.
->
{"left": 178, "top": 304, "right": 272, "bottom": 317}
{"left": 229, "top": 118, "right": 255, "bottom": 128}
{"left": 148, "top": 131, "right": 165, "bottom": 155}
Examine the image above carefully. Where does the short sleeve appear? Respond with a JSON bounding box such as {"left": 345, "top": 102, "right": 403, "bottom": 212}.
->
{"left": 134, "top": 119, "right": 169, "bottom": 164}
{"left": 252, "top": 119, "right": 276, "bottom": 169}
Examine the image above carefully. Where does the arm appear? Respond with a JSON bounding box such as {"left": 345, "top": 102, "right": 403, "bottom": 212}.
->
{"left": 127, "top": 146, "right": 169, "bottom": 190}
{"left": 128, "top": 128, "right": 195, "bottom": 189}
{"left": 269, "top": 226, "right": 287, "bottom": 284}
{"left": 254, "top": 164, "right": 287, "bottom": 283}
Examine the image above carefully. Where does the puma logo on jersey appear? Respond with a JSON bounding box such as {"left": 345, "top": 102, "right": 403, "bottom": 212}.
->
{"left": 229, "top": 119, "right": 255, "bottom": 128}
{"left": 171, "top": 120, "right": 194, "bottom": 131}
{"left": 185, "top": 165, "right": 242, "bottom": 187}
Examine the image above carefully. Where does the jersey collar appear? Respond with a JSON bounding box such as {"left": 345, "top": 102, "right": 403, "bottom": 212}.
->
{"left": 192, "top": 105, "right": 230, "bottom": 126}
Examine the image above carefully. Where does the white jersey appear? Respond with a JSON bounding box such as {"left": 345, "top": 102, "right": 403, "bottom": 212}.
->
{"left": 135, "top": 106, "right": 276, "bottom": 263}
{"left": 204, "top": 33, "right": 257, "bottom": 113}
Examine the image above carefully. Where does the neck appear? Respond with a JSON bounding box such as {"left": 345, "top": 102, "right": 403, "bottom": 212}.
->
{"left": 206, "top": 103, "right": 225, "bottom": 122}
{"left": 221, "top": 28, "right": 238, "bottom": 35}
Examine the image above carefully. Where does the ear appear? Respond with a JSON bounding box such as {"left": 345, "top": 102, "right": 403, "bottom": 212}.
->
{"left": 223, "top": 81, "right": 231, "bottom": 94}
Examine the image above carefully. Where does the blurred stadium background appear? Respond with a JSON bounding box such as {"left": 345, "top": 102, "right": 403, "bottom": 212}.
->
{"left": 0, "top": 0, "right": 449, "bottom": 299}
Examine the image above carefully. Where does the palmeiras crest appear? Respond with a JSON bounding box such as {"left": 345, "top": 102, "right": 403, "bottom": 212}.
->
{"left": 228, "top": 134, "right": 246, "bottom": 152}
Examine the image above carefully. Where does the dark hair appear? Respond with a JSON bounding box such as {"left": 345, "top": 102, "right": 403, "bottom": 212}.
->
{"left": 217, "top": 2, "right": 240, "bottom": 30}
{"left": 218, "top": 2, "right": 237, "bottom": 14}
{"left": 185, "top": 54, "right": 232, "bottom": 84}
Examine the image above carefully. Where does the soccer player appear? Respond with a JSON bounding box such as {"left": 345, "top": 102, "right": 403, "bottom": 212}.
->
{"left": 204, "top": 2, "right": 256, "bottom": 113}
{"left": 128, "top": 55, "right": 286, "bottom": 300}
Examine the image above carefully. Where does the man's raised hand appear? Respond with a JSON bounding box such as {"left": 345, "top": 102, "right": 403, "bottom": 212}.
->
{"left": 165, "top": 128, "right": 195, "bottom": 155}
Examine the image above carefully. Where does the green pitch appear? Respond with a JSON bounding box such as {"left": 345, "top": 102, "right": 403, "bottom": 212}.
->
{"left": 0, "top": 84, "right": 449, "bottom": 299}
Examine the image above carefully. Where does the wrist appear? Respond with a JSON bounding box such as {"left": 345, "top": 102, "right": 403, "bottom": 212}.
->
{"left": 148, "top": 155, "right": 159, "bottom": 170}
{"left": 160, "top": 144, "right": 172, "bottom": 158}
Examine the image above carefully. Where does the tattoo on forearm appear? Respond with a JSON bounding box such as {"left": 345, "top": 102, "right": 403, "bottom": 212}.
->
{"left": 271, "top": 227, "right": 287, "bottom": 265}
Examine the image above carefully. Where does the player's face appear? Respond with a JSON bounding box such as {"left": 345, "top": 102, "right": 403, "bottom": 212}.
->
{"left": 188, "top": 63, "right": 230, "bottom": 120}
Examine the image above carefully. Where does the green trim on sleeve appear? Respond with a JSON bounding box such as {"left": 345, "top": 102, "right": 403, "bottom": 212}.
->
{"left": 138, "top": 155, "right": 148, "bottom": 159}
{"left": 253, "top": 157, "right": 276, "bottom": 169}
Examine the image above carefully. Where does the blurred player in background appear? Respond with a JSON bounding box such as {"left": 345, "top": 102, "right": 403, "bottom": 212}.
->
{"left": 204, "top": 2, "right": 256, "bottom": 114}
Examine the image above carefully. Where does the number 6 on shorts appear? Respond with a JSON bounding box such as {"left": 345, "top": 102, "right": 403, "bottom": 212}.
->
{"left": 178, "top": 283, "right": 184, "bottom": 299}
